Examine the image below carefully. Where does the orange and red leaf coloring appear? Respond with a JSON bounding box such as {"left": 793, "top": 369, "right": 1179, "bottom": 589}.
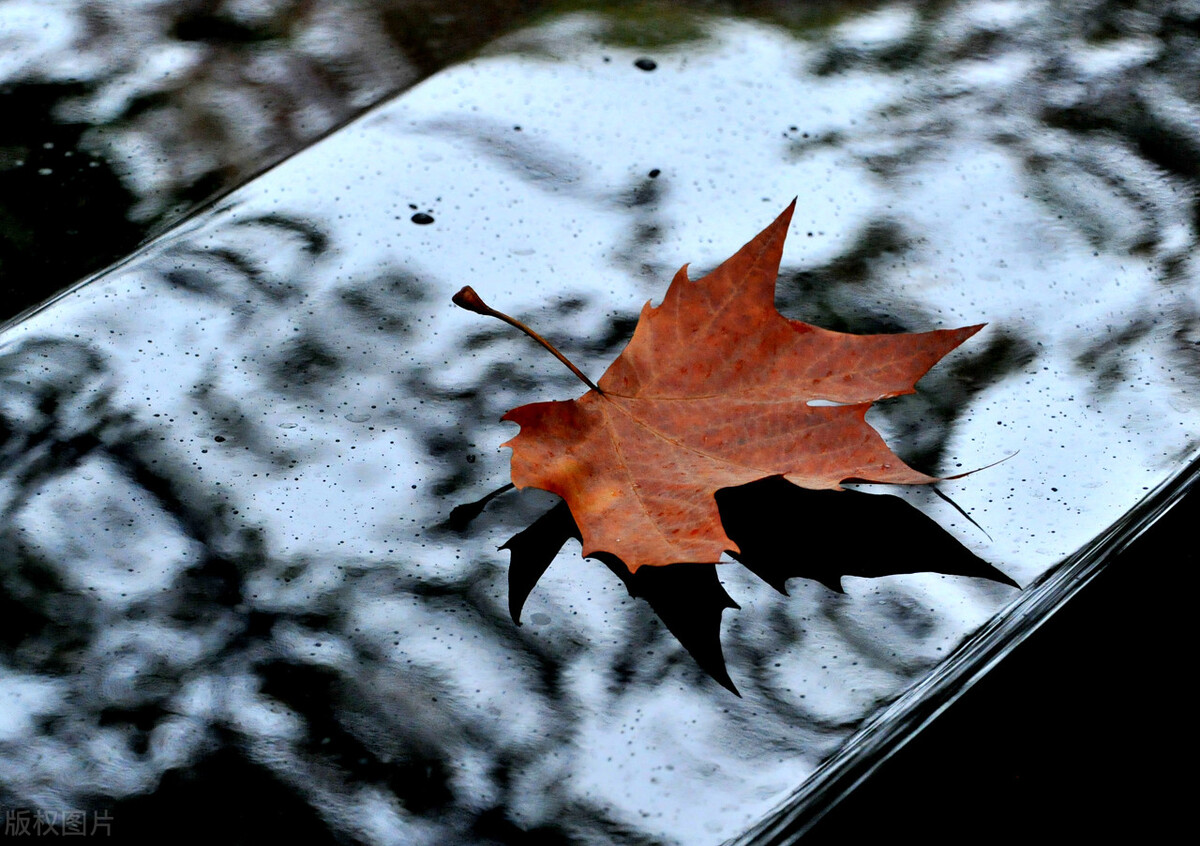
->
{"left": 465, "top": 201, "right": 982, "bottom": 572}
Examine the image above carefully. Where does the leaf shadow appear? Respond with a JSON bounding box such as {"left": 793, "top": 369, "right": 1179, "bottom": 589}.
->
{"left": 502, "top": 500, "right": 741, "bottom": 694}
{"left": 489, "top": 477, "right": 1018, "bottom": 695}
{"left": 717, "top": 477, "right": 1018, "bottom": 594}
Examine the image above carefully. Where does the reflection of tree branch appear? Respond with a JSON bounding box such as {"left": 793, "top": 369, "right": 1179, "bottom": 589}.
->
{"left": 235, "top": 214, "right": 329, "bottom": 255}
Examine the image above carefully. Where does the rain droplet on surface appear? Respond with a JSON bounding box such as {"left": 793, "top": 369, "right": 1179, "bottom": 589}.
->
{"left": 411, "top": 212, "right": 434, "bottom": 225}
{"left": 634, "top": 58, "right": 657, "bottom": 71}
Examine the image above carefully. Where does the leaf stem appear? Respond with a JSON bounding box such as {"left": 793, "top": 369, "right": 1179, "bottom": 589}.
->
{"left": 453, "top": 286, "right": 601, "bottom": 392}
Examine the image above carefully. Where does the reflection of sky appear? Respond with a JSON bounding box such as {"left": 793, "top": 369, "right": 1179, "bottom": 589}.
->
{"left": 2, "top": 5, "right": 1199, "bottom": 845}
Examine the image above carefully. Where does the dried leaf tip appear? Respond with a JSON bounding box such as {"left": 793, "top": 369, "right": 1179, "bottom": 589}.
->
{"left": 452, "top": 285, "right": 492, "bottom": 316}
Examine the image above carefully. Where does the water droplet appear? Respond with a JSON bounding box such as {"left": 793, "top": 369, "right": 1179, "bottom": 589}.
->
{"left": 634, "top": 58, "right": 657, "bottom": 71}
{"left": 278, "top": 422, "right": 298, "bottom": 429}
{"left": 345, "top": 412, "right": 371, "bottom": 423}
{"left": 411, "top": 212, "right": 434, "bottom": 225}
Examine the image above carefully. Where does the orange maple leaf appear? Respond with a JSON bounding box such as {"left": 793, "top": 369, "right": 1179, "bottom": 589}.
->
{"left": 457, "top": 201, "right": 982, "bottom": 572}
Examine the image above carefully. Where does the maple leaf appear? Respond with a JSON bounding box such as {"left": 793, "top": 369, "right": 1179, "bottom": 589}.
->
{"left": 455, "top": 200, "right": 982, "bottom": 573}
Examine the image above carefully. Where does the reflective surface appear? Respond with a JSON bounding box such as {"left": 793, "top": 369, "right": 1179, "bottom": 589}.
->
{"left": 0, "top": 0, "right": 551, "bottom": 314}
{"left": 3, "top": 2, "right": 1199, "bottom": 843}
